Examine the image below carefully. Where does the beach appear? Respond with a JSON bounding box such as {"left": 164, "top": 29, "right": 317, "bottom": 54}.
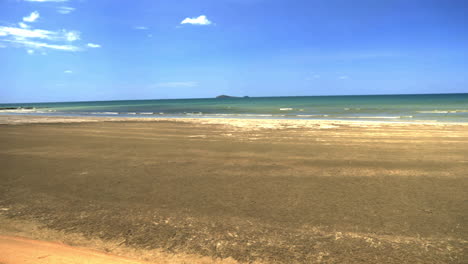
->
{"left": 0, "top": 115, "right": 467, "bottom": 263}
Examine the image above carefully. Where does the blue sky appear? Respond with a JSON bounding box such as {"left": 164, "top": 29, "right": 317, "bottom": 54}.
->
{"left": 1, "top": 0, "right": 467, "bottom": 103}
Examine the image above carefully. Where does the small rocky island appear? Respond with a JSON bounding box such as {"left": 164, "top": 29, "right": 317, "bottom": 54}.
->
{"left": 216, "top": 95, "right": 249, "bottom": 98}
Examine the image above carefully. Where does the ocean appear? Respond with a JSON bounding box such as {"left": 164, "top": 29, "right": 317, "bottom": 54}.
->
{"left": 1, "top": 93, "right": 468, "bottom": 122}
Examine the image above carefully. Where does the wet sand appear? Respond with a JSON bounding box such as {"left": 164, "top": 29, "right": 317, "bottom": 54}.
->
{"left": 0, "top": 115, "right": 467, "bottom": 263}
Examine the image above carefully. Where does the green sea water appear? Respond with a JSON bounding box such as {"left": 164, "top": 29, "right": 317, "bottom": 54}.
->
{"left": 1, "top": 93, "right": 468, "bottom": 122}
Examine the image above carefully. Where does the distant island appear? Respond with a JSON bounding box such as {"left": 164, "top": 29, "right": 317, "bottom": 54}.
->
{"left": 216, "top": 95, "right": 249, "bottom": 98}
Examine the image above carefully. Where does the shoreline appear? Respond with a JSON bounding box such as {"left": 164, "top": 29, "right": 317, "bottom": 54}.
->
{"left": 2, "top": 114, "right": 468, "bottom": 128}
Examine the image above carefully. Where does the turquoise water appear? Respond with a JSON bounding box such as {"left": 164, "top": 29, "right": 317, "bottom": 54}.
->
{"left": 1, "top": 94, "right": 468, "bottom": 122}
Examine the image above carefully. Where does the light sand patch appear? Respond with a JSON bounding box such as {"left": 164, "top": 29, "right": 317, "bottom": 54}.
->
{"left": 0, "top": 235, "right": 151, "bottom": 264}
{"left": 2, "top": 115, "right": 468, "bottom": 132}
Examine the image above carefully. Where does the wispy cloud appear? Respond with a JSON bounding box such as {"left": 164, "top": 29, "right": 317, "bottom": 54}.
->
{"left": 306, "top": 74, "right": 320, "bottom": 80}
{"left": 1, "top": 11, "right": 96, "bottom": 53}
{"left": 23, "top": 11, "right": 40, "bottom": 23}
{"left": 87, "top": 43, "right": 101, "bottom": 48}
{"left": 5, "top": 39, "right": 80, "bottom": 51}
{"left": 19, "top": 22, "right": 29, "bottom": 29}
{"left": 181, "top": 15, "right": 212, "bottom": 26}
{"left": 57, "top": 6, "right": 75, "bottom": 14}
{"left": 338, "top": 76, "right": 349, "bottom": 79}
{"left": 0, "top": 27, "right": 80, "bottom": 42}
{"left": 24, "top": 0, "right": 68, "bottom": 2}
{"left": 134, "top": 26, "right": 148, "bottom": 30}
{"left": 64, "top": 30, "right": 80, "bottom": 41}
{"left": 154, "top": 82, "right": 199, "bottom": 88}
{"left": 0, "top": 26, "right": 54, "bottom": 39}
{"left": 64, "top": 70, "right": 72, "bottom": 73}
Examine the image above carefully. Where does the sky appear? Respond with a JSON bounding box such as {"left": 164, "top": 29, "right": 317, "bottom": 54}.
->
{"left": 1, "top": 0, "right": 467, "bottom": 103}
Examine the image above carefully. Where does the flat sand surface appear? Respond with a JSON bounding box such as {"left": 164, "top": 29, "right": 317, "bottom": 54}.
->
{"left": 0, "top": 235, "right": 150, "bottom": 264}
{"left": 0, "top": 115, "right": 467, "bottom": 263}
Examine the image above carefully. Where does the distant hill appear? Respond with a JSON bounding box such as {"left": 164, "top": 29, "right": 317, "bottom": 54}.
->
{"left": 216, "top": 95, "right": 237, "bottom": 98}
{"left": 216, "top": 95, "right": 249, "bottom": 98}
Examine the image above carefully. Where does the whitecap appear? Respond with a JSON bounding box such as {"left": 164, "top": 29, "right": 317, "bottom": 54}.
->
{"left": 417, "top": 110, "right": 449, "bottom": 114}
{"left": 297, "top": 114, "right": 321, "bottom": 117}
{"left": 338, "top": 116, "right": 401, "bottom": 119}
{"left": 95, "top": 112, "right": 119, "bottom": 115}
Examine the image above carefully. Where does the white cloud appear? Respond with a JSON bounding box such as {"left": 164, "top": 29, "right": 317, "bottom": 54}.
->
{"left": 0, "top": 11, "right": 96, "bottom": 53}
{"left": 338, "top": 76, "right": 349, "bottom": 79}
{"left": 181, "top": 15, "right": 212, "bottom": 26}
{"left": 64, "top": 30, "right": 80, "bottom": 41}
{"left": 19, "top": 22, "right": 29, "bottom": 29}
{"left": 0, "top": 27, "right": 81, "bottom": 42}
{"left": 154, "top": 82, "right": 199, "bottom": 88}
{"left": 0, "top": 26, "right": 54, "bottom": 40}
{"left": 23, "top": 11, "right": 40, "bottom": 23}
{"left": 25, "top": 41, "right": 80, "bottom": 51}
{"left": 64, "top": 70, "right": 72, "bottom": 73}
{"left": 57, "top": 6, "right": 75, "bottom": 14}
{"left": 5, "top": 39, "right": 81, "bottom": 51}
{"left": 87, "top": 43, "right": 101, "bottom": 48}
{"left": 24, "top": 0, "right": 68, "bottom": 2}
{"left": 134, "top": 26, "right": 148, "bottom": 30}
{"left": 0, "top": 27, "right": 83, "bottom": 50}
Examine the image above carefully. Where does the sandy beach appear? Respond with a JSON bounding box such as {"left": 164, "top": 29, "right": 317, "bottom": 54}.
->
{"left": 0, "top": 115, "right": 467, "bottom": 263}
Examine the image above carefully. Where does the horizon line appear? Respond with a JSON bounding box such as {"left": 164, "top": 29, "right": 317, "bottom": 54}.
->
{"left": 1, "top": 92, "right": 467, "bottom": 105}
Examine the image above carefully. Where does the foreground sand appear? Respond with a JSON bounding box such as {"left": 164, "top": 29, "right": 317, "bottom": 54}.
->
{"left": 0, "top": 235, "right": 151, "bottom": 264}
{"left": 0, "top": 115, "right": 467, "bottom": 263}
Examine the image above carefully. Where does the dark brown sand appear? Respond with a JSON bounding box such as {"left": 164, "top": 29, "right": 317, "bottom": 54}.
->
{"left": 0, "top": 116, "right": 467, "bottom": 263}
